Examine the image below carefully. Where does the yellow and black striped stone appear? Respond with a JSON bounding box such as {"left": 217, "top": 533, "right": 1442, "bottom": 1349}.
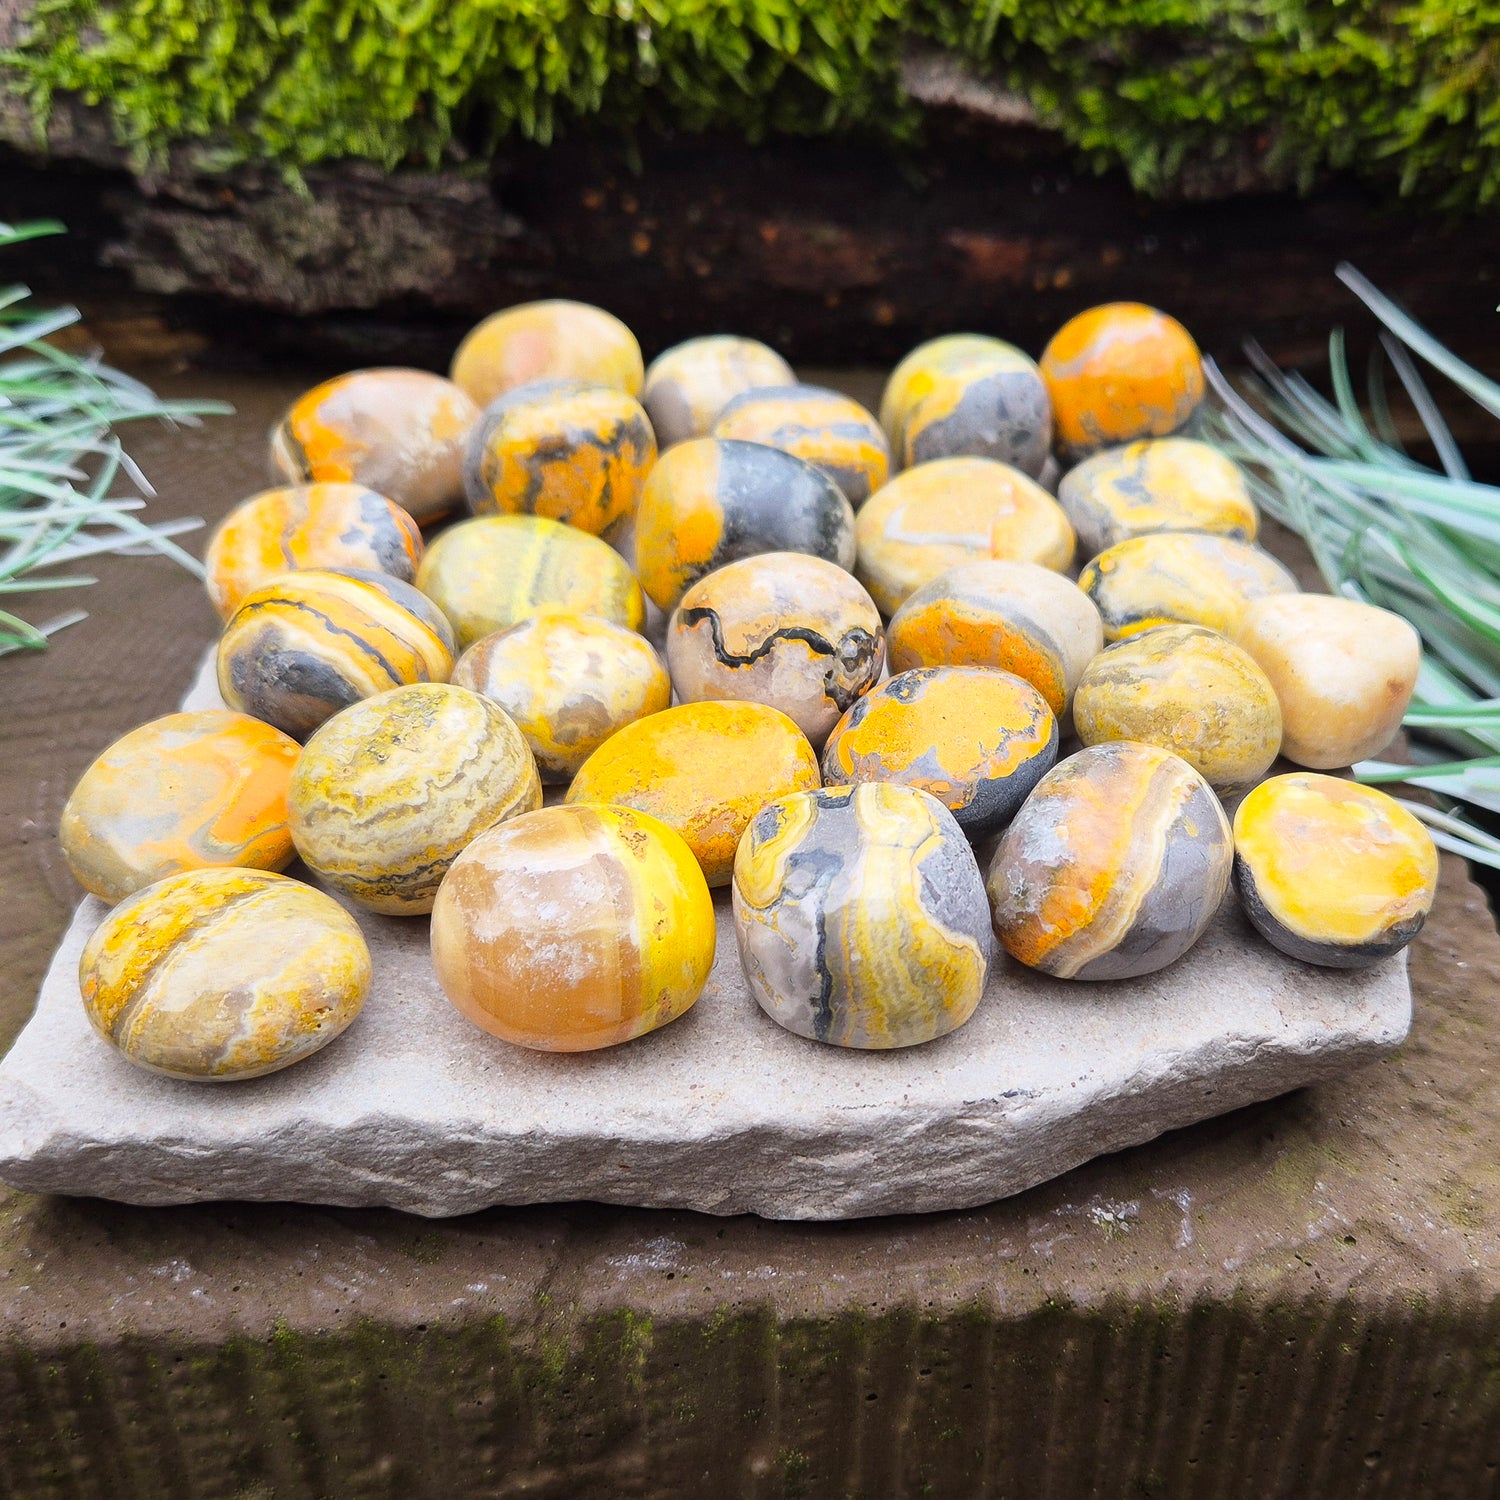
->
{"left": 633, "top": 437, "right": 857, "bottom": 612}
{"left": 713, "top": 384, "right": 890, "bottom": 506}
{"left": 288, "top": 682, "right": 542, "bottom": 915}
{"left": 204, "top": 483, "right": 425, "bottom": 621}
{"left": 1233, "top": 773, "right": 1439, "bottom": 968}
{"left": 1058, "top": 437, "right": 1258, "bottom": 558}
{"left": 1078, "top": 531, "right": 1300, "bottom": 642}
{"left": 987, "top": 742, "right": 1232, "bottom": 980}
{"left": 732, "top": 782, "right": 993, "bottom": 1049}
{"left": 217, "top": 568, "right": 456, "bottom": 741}
{"left": 666, "top": 552, "right": 884, "bottom": 748}
{"left": 822, "top": 665, "right": 1057, "bottom": 839}
{"left": 641, "top": 335, "right": 794, "bottom": 448}
{"left": 78, "top": 868, "right": 370, "bottom": 1080}
{"left": 416, "top": 513, "right": 646, "bottom": 650}
{"left": 463, "top": 379, "right": 656, "bottom": 536}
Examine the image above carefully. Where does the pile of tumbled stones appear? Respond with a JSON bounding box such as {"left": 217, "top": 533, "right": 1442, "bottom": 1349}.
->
{"left": 58, "top": 300, "right": 1439, "bottom": 1079}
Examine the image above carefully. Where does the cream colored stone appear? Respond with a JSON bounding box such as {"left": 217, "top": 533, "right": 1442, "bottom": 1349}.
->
{"left": 1234, "top": 594, "right": 1420, "bottom": 769}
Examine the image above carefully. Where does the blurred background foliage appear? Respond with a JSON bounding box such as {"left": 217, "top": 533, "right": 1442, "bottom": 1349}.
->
{"left": 6, "top": 0, "right": 1499, "bottom": 207}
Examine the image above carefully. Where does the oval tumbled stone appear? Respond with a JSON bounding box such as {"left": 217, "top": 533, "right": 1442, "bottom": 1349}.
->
{"left": 822, "top": 666, "right": 1057, "bottom": 839}
{"left": 565, "top": 700, "right": 820, "bottom": 886}
{"left": 1072, "top": 625, "right": 1283, "bottom": 795}
{"left": 987, "top": 742, "right": 1232, "bottom": 980}
{"left": 60, "top": 710, "right": 300, "bottom": 904}
{"left": 79, "top": 869, "right": 370, "bottom": 1080}
{"left": 641, "top": 335, "right": 794, "bottom": 448}
{"left": 1233, "top": 773, "right": 1439, "bottom": 968}
{"left": 666, "top": 552, "right": 884, "bottom": 747}
{"left": 633, "top": 437, "right": 856, "bottom": 612}
{"left": 733, "top": 783, "right": 994, "bottom": 1049}
{"left": 289, "top": 683, "right": 541, "bottom": 914}
{"left": 432, "top": 804, "right": 716, "bottom": 1051}
{"left": 1078, "top": 531, "right": 1300, "bottom": 642}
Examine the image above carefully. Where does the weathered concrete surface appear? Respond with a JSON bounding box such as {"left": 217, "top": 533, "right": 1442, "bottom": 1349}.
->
{"left": 3, "top": 374, "right": 1500, "bottom": 1493}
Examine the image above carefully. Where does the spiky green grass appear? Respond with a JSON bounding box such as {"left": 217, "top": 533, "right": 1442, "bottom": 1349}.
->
{"left": 0, "top": 221, "right": 227, "bottom": 657}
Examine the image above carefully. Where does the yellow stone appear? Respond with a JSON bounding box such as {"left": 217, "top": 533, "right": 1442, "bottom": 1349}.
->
{"left": 78, "top": 868, "right": 370, "bottom": 1080}
{"left": 431, "top": 804, "right": 716, "bottom": 1051}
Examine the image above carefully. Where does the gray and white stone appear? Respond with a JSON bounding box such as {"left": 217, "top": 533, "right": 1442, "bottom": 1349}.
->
{"left": 0, "top": 652, "right": 1411, "bottom": 1221}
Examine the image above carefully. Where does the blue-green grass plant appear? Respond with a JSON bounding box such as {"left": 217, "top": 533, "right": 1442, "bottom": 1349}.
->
{"left": 1206, "top": 266, "right": 1500, "bottom": 868}
{"left": 0, "top": 221, "right": 228, "bottom": 656}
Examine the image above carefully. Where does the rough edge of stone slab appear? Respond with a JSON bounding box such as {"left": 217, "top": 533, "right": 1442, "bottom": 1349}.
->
{"left": 0, "top": 657, "right": 1413, "bottom": 1220}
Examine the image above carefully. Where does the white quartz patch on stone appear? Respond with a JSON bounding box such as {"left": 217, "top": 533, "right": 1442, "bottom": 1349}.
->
{"left": 0, "top": 652, "right": 1412, "bottom": 1219}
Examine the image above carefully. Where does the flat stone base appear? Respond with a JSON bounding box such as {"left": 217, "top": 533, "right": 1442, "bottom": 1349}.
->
{"left": 0, "top": 664, "right": 1411, "bottom": 1219}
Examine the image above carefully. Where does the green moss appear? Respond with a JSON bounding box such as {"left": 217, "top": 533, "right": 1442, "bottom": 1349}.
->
{"left": 5, "top": 0, "right": 1499, "bottom": 207}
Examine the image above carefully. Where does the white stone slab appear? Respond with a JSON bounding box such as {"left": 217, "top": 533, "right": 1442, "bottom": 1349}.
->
{"left": 0, "top": 654, "right": 1412, "bottom": 1219}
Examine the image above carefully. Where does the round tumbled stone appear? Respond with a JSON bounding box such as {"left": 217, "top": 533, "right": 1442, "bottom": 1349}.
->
{"left": 1078, "top": 531, "right": 1300, "bottom": 643}
{"left": 565, "top": 700, "right": 820, "bottom": 886}
{"left": 1233, "top": 774, "right": 1439, "bottom": 968}
{"left": 733, "top": 783, "right": 994, "bottom": 1049}
{"left": 1072, "top": 625, "right": 1283, "bottom": 795}
{"left": 822, "top": 666, "right": 1057, "bottom": 839}
{"left": 416, "top": 514, "right": 645, "bottom": 650}
{"left": 449, "top": 300, "right": 644, "bottom": 409}
{"left": 632, "top": 437, "right": 856, "bottom": 612}
{"left": 855, "top": 457, "right": 1074, "bottom": 617}
{"left": 666, "top": 552, "right": 884, "bottom": 747}
{"left": 1233, "top": 594, "right": 1421, "bottom": 769}
{"left": 431, "top": 804, "right": 716, "bottom": 1051}
{"left": 217, "top": 569, "right": 455, "bottom": 741}
{"left": 60, "top": 710, "right": 300, "bottom": 904}
{"left": 879, "top": 334, "right": 1052, "bottom": 477}
{"left": 1058, "top": 438, "right": 1258, "bottom": 558}
{"left": 1040, "top": 303, "right": 1204, "bottom": 459}
{"left": 886, "top": 559, "right": 1104, "bottom": 720}
{"left": 714, "top": 384, "right": 890, "bottom": 506}
{"left": 641, "top": 335, "right": 794, "bottom": 448}
{"left": 270, "top": 368, "right": 478, "bottom": 524}
{"left": 451, "top": 613, "right": 671, "bottom": 783}
{"left": 78, "top": 869, "right": 370, "bottom": 1080}
{"left": 987, "top": 742, "right": 1233, "bottom": 980}
{"left": 204, "top": 483, "right": 424, "bottom": 621}
{"left": 288, "top": 683, "right": 541, "bottom": 914}
{"left": 461, "top": 379, "right": 656, "bottom": 535}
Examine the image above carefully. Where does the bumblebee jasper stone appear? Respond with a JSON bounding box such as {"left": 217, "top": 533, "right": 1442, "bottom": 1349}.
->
{"left": 1078, "top": 531, "right": 1300, "bottom": 643}
{"left": 289, "top": 683, "right": 541, "bottom": 914}
{"left": 462, "top": 379, "right": 656, "bottom": 535}
{"left": 60, "top": 710, "right": 300, "bottom": 903}
{"left": 855, "top": 457, "right": 1074, "bottom": 617}
{"left": 714, "top": 384, "right": 889, "bottom": 506}
{"left": 880, "top": 335, "right": 1052, "bottom": 477}
{"left": 451, "top": 613, "right": 671, "bottom": 782}
{"left": 1058, "top": 439, "right": 1257, "bottom": 559}
{"left": 204, "top": 483, "right": 424, "bottom": 621}
{"left": 566, "top": 700, "right": 820, "bottom": 886}
{"left": 78, "top": 869, "right": 369, "bottom": 1080}
{"left": 1041, "top": 303, "right": 1205, "bottom": 458}
{"left": 822, "top": 666, "right": 1057, "bottom": 839}
{"left": 1233, "top": 774, "right": 1439, "bottom": 968}
{"left": 633, "top": 438, "right": 856, "bottom": 612}
{"left": 733, "top": 783, "right": 993, "bottom": 1049}
{"left": 449, "top": 300, "right": 644, "bottom": 409}
{"left": 218, "top": 569, "right": 455, "bottom": 741}
{"left": 431, "top": 804, "right": 715, "bottom": 1051}
{"left": 1072, "top": 625, "right": 1282, "bottom": 795}
{"left": 666, "top": 553, "right": 884, "bottom": 747}
{"left": 886, "top": 560, "right": 1103, "bottom": 720}
{"left": 987, "top": 743, "right": 1232, "bottom": 980}
{"left": 1233, "top": 594, "right": 1421, "bottom": 769}
{"left": 416, "top": 514, "right": 646, "bottom": 650}
{"left": 641, "top": 336, "right": 794, "bottom": 448}
{"left": 270, "top": 369, "right": 478, "bottom": 524}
